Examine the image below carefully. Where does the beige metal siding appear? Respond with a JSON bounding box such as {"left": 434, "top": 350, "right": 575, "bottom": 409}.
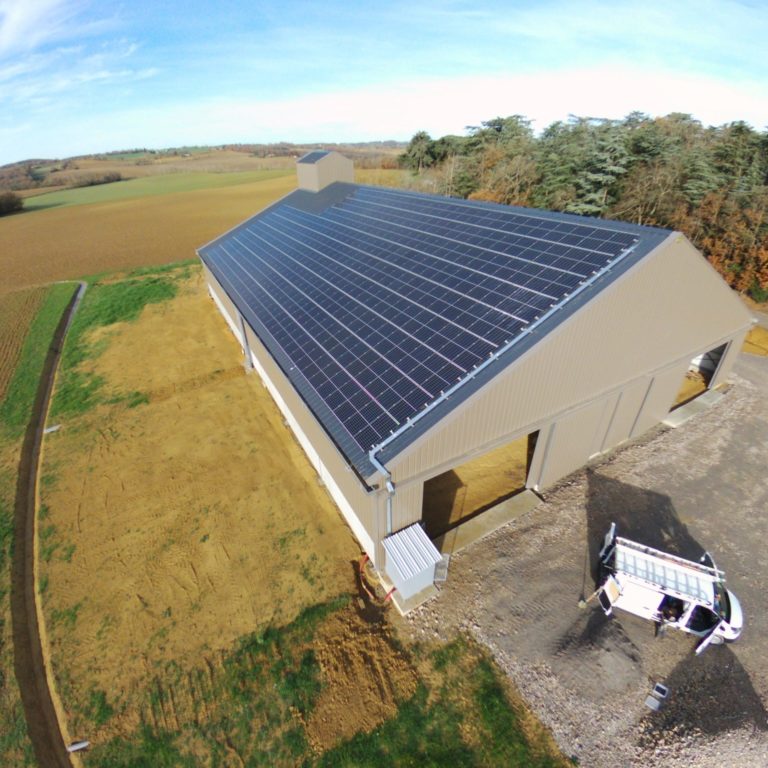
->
{"left": 632, "top": 363, "right": 689, "bottom": 437}
{"left": 391, "top": 481, "right": 424, "bottom": 533}
{"left": 536, "top": 398, "right": 608, "bottom": 488}
{"left": 390, "top": 235, "right": 753, "bottom": 488}
{"left": 204, "top": 269, "right": 378, "bottom": 561}
{"left": 600, "top": 378, "right": 650, "bottom": 450}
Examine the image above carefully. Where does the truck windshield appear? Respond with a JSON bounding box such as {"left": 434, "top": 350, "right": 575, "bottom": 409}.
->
{"left": 713, "top": 581, "right": 731, "bottom": 621}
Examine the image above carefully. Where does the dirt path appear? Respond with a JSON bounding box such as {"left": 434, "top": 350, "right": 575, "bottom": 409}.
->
{"left": 10, "top": 283, "right": 84, "bottom": 768}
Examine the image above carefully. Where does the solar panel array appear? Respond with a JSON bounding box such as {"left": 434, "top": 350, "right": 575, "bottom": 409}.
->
{"left": 201, "top": 186, "right": 639, "bottom": 460}
{"left": 297, "top": 150, "right": 329, "bottom": 164}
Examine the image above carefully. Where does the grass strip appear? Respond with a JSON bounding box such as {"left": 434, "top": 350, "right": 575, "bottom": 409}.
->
{"left": 51, "top": 273, "right": 180, "bottom": 418}
{"left": 91, "top": 596, "right": 349, "bottom": 767}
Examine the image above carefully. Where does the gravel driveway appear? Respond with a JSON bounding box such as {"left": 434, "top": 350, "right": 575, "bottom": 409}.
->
{"left": 405, "top": 351, "right": 768, "bottom": 767}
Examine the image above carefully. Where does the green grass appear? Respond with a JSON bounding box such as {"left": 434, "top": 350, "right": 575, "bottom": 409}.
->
{"left": 83, "top": 688, "right": 115, "bottom": 727}
{"left": 83, "top": 601, "right": 569, "bottom": 768}
{"left": 23, "top": 169, "right": 292, "bottom": 211}
{"left": 312, "top": 639, "right": 567, "bottom": 768}
{"left": 51, "top": 273, "right": 180, "bottom": 418}
{"left": 0, "top": 283, "right": 77, "bottom": 437}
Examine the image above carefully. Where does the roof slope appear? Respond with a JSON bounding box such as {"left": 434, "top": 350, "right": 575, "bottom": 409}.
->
{"left": 199, "top": 183, "right": 671, "bottom": 478}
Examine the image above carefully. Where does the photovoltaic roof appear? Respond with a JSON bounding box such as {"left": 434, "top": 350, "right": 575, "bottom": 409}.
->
{"left": 199, "top": 183, "right": 671, "bottom": 478}
{"left": 296, "top": 150, "right": 330, "bottom": 164}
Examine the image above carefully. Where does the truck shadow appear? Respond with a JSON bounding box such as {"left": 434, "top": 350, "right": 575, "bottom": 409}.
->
{"left": 639, "top": 645, "right": 768, "bottom": 739}
{"left": 584, "top": 467, "right": 705, "bottom": 586}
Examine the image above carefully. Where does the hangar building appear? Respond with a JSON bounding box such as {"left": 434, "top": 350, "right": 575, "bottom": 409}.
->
{"left": 198, "top": 151, "right": 754, "bottom": 602}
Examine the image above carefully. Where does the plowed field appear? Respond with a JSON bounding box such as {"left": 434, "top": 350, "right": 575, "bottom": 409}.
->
{"left": 0, "top": 286, "right": 48, "bottom": 402}
{"left": 0, "top": 174, "right": 295, "bottom": 295}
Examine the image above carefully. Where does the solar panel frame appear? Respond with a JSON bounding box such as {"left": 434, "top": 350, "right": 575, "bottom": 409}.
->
{"left": 199, "top": 182, "right": 672, "bottom": 478}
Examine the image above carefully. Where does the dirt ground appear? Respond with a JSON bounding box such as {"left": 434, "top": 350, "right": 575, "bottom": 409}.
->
{"left": 422, "top": 434, "right": 530, "bottom": 536}
{"left": 304, "top": 606, "right": 418, "bottom": 752}
{"left": 744, "top": 325, "right": 768, "bottom": 356}
{"left": 404, "top": 348, "right": 768, "bottom": 767}
{"left": 672, "top": 370, "right": 708, "bottom": 406}
{"left": 39, "top": 271, "right": 360, "bottom": 739}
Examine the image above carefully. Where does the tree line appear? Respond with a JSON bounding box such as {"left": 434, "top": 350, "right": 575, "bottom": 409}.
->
{"left": 400, "top": 114, "right": 768, "bottom": 300}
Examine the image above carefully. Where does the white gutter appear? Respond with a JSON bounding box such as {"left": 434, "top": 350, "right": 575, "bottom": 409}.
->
{"left": 368, "top": 449, "right": 395, "bottom": 535}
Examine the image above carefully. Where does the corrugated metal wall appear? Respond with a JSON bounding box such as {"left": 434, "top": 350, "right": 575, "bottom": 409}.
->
{"left": 388, "top": 235, "right": 753, "bottom": 524}
{"left": 203, "top": 267, "right": 380, "bottom": 562}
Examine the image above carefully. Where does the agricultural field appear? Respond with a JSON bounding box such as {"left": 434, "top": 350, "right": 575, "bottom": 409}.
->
{"left": 0, "top": 163, "right": 410, "bottom": 297}
{"left": 0, "top": 287, "right": 48, "bottom": 402}
{"left": 0, "top": 173, "right": 296, "bottom": 295}
{"left": 0, "top": 282, "right": 79, "bottom": 766}
{"left": 34, "top": 265, "right": 569, "bottom": 765}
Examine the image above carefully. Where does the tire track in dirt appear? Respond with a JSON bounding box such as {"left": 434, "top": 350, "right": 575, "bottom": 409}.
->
{"left": 10, "top": 282, "right": 83, "bottom": 768}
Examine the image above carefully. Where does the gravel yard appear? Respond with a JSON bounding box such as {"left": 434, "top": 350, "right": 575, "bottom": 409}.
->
{"left": 405, "top": 351, "right": 768, "bottom": 767}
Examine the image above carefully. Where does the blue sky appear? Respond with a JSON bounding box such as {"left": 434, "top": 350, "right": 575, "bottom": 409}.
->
{"left": 1, "top": 0, "right": 767, "bottom": 165}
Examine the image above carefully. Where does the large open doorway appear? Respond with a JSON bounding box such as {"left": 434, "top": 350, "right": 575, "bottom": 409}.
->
{"left": 671, "top": 343, "right": 728, "bottom": 409}
{"left": 422, "top": 431, "right": 538, "bottom": 539}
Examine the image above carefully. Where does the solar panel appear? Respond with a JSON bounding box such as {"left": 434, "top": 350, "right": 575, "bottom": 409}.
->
{"left": 200, "top": 184, "right": 646, "bottom": 467}
{"left": 297, "top": 150, "right": 329, "bottom": 164}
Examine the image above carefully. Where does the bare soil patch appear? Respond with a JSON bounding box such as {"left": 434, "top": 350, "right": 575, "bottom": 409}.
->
{"left": 304, "top": 607, "right": 418, "bottom": 751}
{"left": 0, "top": 287, "right": 47, "bottom": 400}
{"left": 40, "top": 271, "right": 359, "bottom": 741}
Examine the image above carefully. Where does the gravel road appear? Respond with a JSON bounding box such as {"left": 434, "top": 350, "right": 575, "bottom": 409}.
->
{"left": 405, "top": 351, "right": 768, "bottom": 767}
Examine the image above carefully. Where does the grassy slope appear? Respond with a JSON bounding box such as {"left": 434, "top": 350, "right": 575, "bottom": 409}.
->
{"left": 51, "top": 268, "right": 183, "bottom": 418}
{"left": 0, "top": 282, "right": 78, "bottom": 766}
{"left": 89, "top": 599, "right": 569, "bottom": 768}
{"left": 36, "top": 268, "right": 570, "bottom": 767}
{"left": 23, "top": 170, "right": 291, "bottom": 211}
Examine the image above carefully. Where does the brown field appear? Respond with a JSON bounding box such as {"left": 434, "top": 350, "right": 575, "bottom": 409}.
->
{"left": 0, "top": 285, "right": 48, "bottom": 400}
{"left": 0, "top": 174, "right": 296, "bottom": 294}
{"left": 40, "top": 270, "right": 360, "bottom": 742}
{"left": 9, "top": 147, "right": 404, "bottom": 196}
{"left": 0, "top": 166, "right": 412, "bottom": 297}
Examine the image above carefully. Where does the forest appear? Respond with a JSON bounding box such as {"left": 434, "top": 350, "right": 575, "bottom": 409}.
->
{"left": 400, "top": 113, "right": 768, "bottom": 301}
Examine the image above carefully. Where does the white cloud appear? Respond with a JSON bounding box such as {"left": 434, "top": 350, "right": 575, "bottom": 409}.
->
{"left": 112, "top": 67, "right": 768, "bottom": 145}
{"left": 0, "top": 0, "right": 83, "bottom": 56}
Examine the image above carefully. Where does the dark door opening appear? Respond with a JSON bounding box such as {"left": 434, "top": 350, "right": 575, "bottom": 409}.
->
{"left": 422, "top": 431, "right": 538, "bottom": 539}
{"left": 671, "top": 343, "right": 728, "bottom": 410}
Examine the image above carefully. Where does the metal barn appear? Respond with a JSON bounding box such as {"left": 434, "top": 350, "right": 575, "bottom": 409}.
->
{"left": 198, "top": 151, "right": 753, "bottom": 608}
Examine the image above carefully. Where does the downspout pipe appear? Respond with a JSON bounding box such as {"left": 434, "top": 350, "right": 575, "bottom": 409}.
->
{"left": 368, "top": 450, "right": 394, "bottom": 536}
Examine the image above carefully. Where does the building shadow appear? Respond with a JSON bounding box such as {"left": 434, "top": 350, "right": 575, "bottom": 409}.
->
{"left": 422, "top": 469, "right": 465, "bottom": 538}
{"left": 584, "top": 467, "right": 705, "bottom": 586}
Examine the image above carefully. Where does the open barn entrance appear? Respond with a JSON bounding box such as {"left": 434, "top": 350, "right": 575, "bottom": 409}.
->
{"left": 671, "top": 343, "right": 728, "bottom": 409}
{"left": 422, "top": 431, "right": 538, "bottom": 539}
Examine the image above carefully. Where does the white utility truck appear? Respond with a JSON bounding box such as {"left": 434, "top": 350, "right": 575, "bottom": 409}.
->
{"left": 596, "top": 523, "right": 743, "bottom": 654}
